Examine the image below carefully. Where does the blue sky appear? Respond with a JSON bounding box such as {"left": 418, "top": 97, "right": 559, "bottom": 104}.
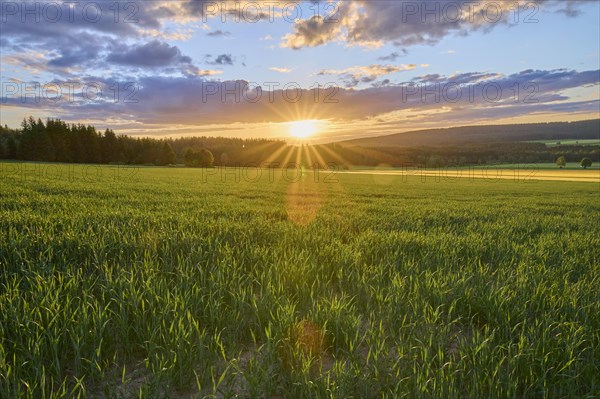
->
{"left": 177, "top": 2, "right": 600, "bottom": 82}
{"left": 1, "top": 0, "right": 599, "bottom": 142}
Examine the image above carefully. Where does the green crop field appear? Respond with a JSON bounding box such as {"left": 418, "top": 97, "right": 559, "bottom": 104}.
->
{"left": 1, "top": 162, "right": 599, "bottom": 398}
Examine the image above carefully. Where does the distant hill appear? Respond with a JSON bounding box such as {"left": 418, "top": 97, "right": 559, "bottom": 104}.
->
{"left": 343, "top": 120, "right": 600, "bottom": 148}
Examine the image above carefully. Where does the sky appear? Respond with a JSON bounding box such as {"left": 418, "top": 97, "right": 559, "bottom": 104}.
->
{"left": 1, "top": 0, "right": 599, "bottom": 143}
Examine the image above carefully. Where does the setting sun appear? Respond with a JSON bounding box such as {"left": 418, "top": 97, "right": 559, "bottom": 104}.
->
{"left": 289, "top": 120, "right": 320, "bottom": 139}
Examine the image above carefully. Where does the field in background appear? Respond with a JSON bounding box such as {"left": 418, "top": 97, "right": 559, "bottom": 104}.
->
{"left": 347, "top": 163, "right": 600, "bottom": 172}
{"left": 342, "top": 165, "right": 600, "bottom": 183}
{"left": 526, "top": 139, "right": 600, "bottom": 147}
{"left": 1, "top": 162, "right": 599, "bottom": 398}
{"left": 468, "top": 163, "right": 600, "bottom": 171}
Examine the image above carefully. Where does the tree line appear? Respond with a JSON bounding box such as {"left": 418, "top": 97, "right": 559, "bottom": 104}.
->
{"left": 0, "top": 117, "right": 598, "bottom": 168}
{"left": 0, "top": 117, "right": 286, "bottom": 167}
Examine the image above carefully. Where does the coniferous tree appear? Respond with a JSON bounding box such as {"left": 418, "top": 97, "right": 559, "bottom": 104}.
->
{"left": 158, "top": 142, "right": 176, "bottom": 166}
{"left": 6, "top": 137, "right": 17, "bottom": 159}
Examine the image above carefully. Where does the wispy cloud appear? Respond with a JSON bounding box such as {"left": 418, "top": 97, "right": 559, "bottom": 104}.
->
{"left": 187, "top": 69, "right": 223, "bottom": 76}
{"left": 205, "top": 54, "right": 235, "bottom": 66}
{"left": 207, "top": 30, "right": 231, "bottom": 38}
{"left": 378, "top": 50, "right": 408, "bottom": 62}
{"left": 318, "top": 64, "right": 417, "bottom": 87}
{"left": 269, "top": 67, "right": 292, "bottom": 73}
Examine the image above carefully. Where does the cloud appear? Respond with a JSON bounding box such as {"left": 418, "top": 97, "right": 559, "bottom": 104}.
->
{"left": 318, "top": 64, "right": 417, "bottom": 87}
{"left": 187, "top": 69, "right": 223, "bottom": 76}
{"left": 319, "top": 64, "right": 416, "bottom": 77}
{"left": 282, "top": 15, "right": 343, "bottom": 49}
{"left": 0, "top": 2, "right": 202, "bottom": 77}
{"left": 414, "top": 71, "right": 504, "bottom": 84}
{"left": 205, "top": 54, "right": 235, "bottom": 66}
{"left": 48, "top": 50, "right": 96, "bottom": 68}
{"left": 378, "top": 50, "right": 408, "bottom": 62}
{"left": 269, "top": 67, "right": 292, "bottom": 73}
{"left": 5, "top": 69, "right": 596, "bottom": 131}
{"left": 282, "top": 1, "right": 586, "bottom": 49}
{"left": 1, "top": 0, "right": 587, "bottom": 68}
{"left": 0, "top": 0, "right": 169, "bottom": 40}
{"left": 0, "top": 1, "right": 214, "bottom": 77}
{"left": 555, "top": 1, "right": 587, "bottom": 17}
{"left": 182, "top": 0, "right": 284, "bottom": 20}
{"left": 142, "top": 27, "right": 196, "bottom": 41}
{"left": 106, "top": 40, "right": 192, "bottom": 68}
{"left": 1, "top": 51, "right": 52, "bottom": 75}
{"left": 0, "top": 28, "right": 113, "bottom": 76}
{"left": 207, "top": 30, "right": 231, "bottom": 37}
